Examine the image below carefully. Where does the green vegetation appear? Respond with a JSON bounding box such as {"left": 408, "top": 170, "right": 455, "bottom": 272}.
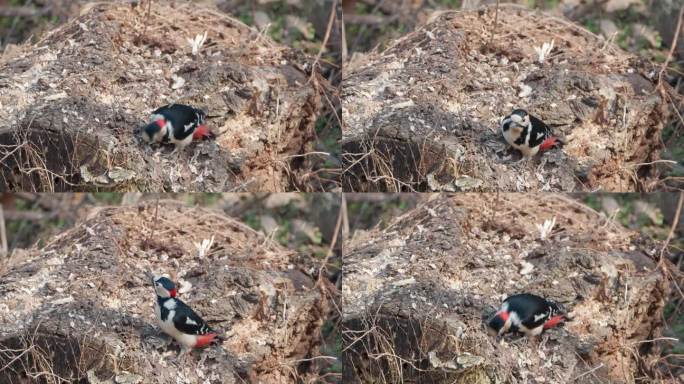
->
{"left": 234, "top": 0, "right": 326, "bottom": 56}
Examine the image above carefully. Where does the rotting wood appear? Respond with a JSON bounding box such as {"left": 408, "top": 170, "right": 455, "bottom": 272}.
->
{"left": 342, "top": 194, "right": 668, "bottom": 383}
{"left": 341, "top": 5, "right": 672, "bottom": 192}
{"left": 0, "top": 201, "right": 328, "bottom": 382}
{"left": 0, "top": 2, "right": 321, "bottom": 192}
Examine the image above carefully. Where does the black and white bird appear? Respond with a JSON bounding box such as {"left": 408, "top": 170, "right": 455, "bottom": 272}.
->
{"left": 149, "top": 274, "right": 221, "bottom": 355}
{"left": 487, "top": 293, "right": 570, "bottom": 339}
{"left": 142, "top": 104, "right": 212, "bottom": 154}
{"left": 501, "top": 109, "right": 563, "bottom": 157}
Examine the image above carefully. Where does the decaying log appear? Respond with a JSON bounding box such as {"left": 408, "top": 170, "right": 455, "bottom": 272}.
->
{"left": 342, "top": 194, "right": 668, "bottom": 383}
{"left": 342, "top": 5, "right": 671, "bottom": 192}
{"left": 0, "top": 201, "right": 327, "bottom": 383}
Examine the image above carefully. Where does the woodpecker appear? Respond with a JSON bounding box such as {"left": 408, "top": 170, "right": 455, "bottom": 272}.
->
{"left": 142, "top": 104, "right": 212, "bottom": 154}
{"left": 149, "top": 274, "right": 221, "bottom": 355}
{"left": 501, "top": 109, "right": 563, "bottom": 157}
{"left": 487, "top": 293, "right": 570, "bottom": 339}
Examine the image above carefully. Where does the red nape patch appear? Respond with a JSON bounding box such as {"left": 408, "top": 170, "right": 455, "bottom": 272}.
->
{"left": 192, "top": 125, "right": 212, "bottom": 140}
{"left": 194, "top": 333, "right": 217, "bottom": 348}
{"left": 539, "top": 137, "right": 561, "bottom": 152}
{"left": 543, "top": 315, "right": 565, "bottom": 329}
{"left": 155, "top": 119, "right": 166, "bottom": 129}
{"left": 169, "top": 288, "right": 177, "bottom": 298}
{"left": 499, "top": 311, "right": 509, "bottom": 322}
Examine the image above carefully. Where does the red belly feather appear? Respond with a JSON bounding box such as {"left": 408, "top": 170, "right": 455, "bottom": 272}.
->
{"left": 194, "top": 333, "right": 217, "bottom": 348}
{"left": 192, "top": 125, "right": 211, "bottom": 140}
{"left": 543, "top": 315, "right": 565, "bottom": 330}
{"left": 539, "top": 136, "right": 561, "bottom": 152}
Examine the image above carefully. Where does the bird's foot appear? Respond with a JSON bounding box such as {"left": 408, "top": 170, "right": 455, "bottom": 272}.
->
{"left": 513, "top": 155, "right": 530, "bottom": 165}
{"left": 536, "top": 157, "right": 548, "bottom": 173}
{"left": 169, "top": 146, "right": 188, "bottom": 160}
{"left": 175, "top": 346, "right": 189, "bottom": 359}
{"left": 189, "top": 148, "right": 200, "bottom": 163}
{"left": 171, "top": 347, "right": 195, "bottom": 365}
{"left": 539, "top": 334, "right": 550, "bottom": 349}
{"left": 508, "top": 334, "right": 527, "bottom": 346}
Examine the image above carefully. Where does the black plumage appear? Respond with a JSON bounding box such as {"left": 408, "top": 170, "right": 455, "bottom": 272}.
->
{"left": 501, "top": 293, "right": 563, "bottom": 332}
{"left": 158, "top": 296, "right": 213, "bottom": 335}
{"left": 151, "top": 104, "right": 206, "bottom": 142}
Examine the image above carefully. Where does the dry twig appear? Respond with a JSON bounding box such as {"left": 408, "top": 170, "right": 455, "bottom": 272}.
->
{"left": 658, "top": 6, "right": 684, "bottom": 85}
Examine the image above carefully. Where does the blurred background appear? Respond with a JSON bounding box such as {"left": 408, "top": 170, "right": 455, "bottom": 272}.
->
{"left": 341, "top": 0, "right": 684, "bottom": 191}
{"left": 0, "top": 192, "right": 343, "bottom": 383}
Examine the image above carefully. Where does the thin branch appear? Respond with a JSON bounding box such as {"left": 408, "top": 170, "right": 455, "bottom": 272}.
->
{"left": 488, "top": 0, "right": 500, "bottom": 47}
{"left": 317, "top": 194, "right": 344, "bottom": 284}
{"left": 659, "top": 192, "right": 684, "bottom": 260}
{"left": 658, "top": 5, "right": 684, "bottom": 84}
{"left": 0, "top": 204, "right": 7, "bottom": 260}
{"left": 310, "top": 0, "right": 337, "bottom": 81}
{"left": 137, "top": 0, "right": 153, "bottom": 43}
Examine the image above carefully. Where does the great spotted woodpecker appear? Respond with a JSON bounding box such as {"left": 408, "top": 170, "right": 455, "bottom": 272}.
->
{"left": 142, "top": 104, "right": 212, "bottom": 154}
{"left": 487, "top": 293, "right": 570, "bottom": 339}
{"left": 150, "top": 274, "right": 221, "bottom": 355}
{"left": 501, "top": 109, "right": 563, "bottom": 157}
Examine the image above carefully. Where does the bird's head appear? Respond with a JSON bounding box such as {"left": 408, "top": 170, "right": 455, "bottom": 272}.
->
{"left": 502, "top": 109, "right": 530, "bottom": 133}
{"left": 142, "top": 119, "right": 167, "bottom": 144}
{"left": 486, "top": 309, "right": 509, "bottom": 337}
{"left": 153, "top": 275, "right": 177, "bottom": 298}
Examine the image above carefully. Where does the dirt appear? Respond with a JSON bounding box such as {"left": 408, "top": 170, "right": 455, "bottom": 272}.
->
{"left": 0, "top": 200, "right": 329, "bottom": 383}
{"left": 0, "top": 1, "right": 323, "bottom": 192}
{"left": 342, "top": 194, "right": 669, "bottom": 383}
{"left": 341, "top": 5, "right": 672, "bottom": 192}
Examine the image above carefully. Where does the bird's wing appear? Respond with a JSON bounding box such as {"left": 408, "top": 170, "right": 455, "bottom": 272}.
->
{"left": 156, "top": 104, "right": 198, "bottom": 129}
{"left": 172, "top": 300, "right": 213, "bottom": 335}
{"left": 506, "top": 294, "right": 549, "bottom": 329}
{"left": 530, "top": 114, "right": 552, "bottom": 135}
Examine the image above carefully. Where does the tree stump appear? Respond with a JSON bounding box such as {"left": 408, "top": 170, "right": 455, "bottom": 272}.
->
{"left": 0, "top": 201, "right": 327, "bottom": 382}
{"left": 342, "top": 194, "right": 668, "bottom": 383}
{"left": 0, "top": 2, "right": 321, "bottom": 192}
{"left": 342, "top": 5, "right": 670, "bottom": 192}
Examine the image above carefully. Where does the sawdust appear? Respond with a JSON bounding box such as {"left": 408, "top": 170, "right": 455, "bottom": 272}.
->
{"left": 341, "top": 5, "right": 670, "bottom": 192}
{"left": 0, "top": 200, "right": 328, "bottom": 383}
{"left": 342, "top": 194, "right": 668, "bottom": 383}
{"left": 0, "top": 2, "right": 322, "bottom": 192}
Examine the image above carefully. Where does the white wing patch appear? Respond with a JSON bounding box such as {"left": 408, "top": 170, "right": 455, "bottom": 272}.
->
{"left": 184, "top": 122, "right": 195, "bottom": 133}
{"left": 536, "top": 131, "right": 545, "bottom": 140}
{"left": 533, "top": 313, "right": 546, "bottom": 322}
{"left": 508, "top": 311, "right": 521, "bottom": 328}
{"left": 186, "top": 317, "right": 198, "bottom": 325}
{"left": 163, "top": 299, "right": 177, "bottom": 310}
